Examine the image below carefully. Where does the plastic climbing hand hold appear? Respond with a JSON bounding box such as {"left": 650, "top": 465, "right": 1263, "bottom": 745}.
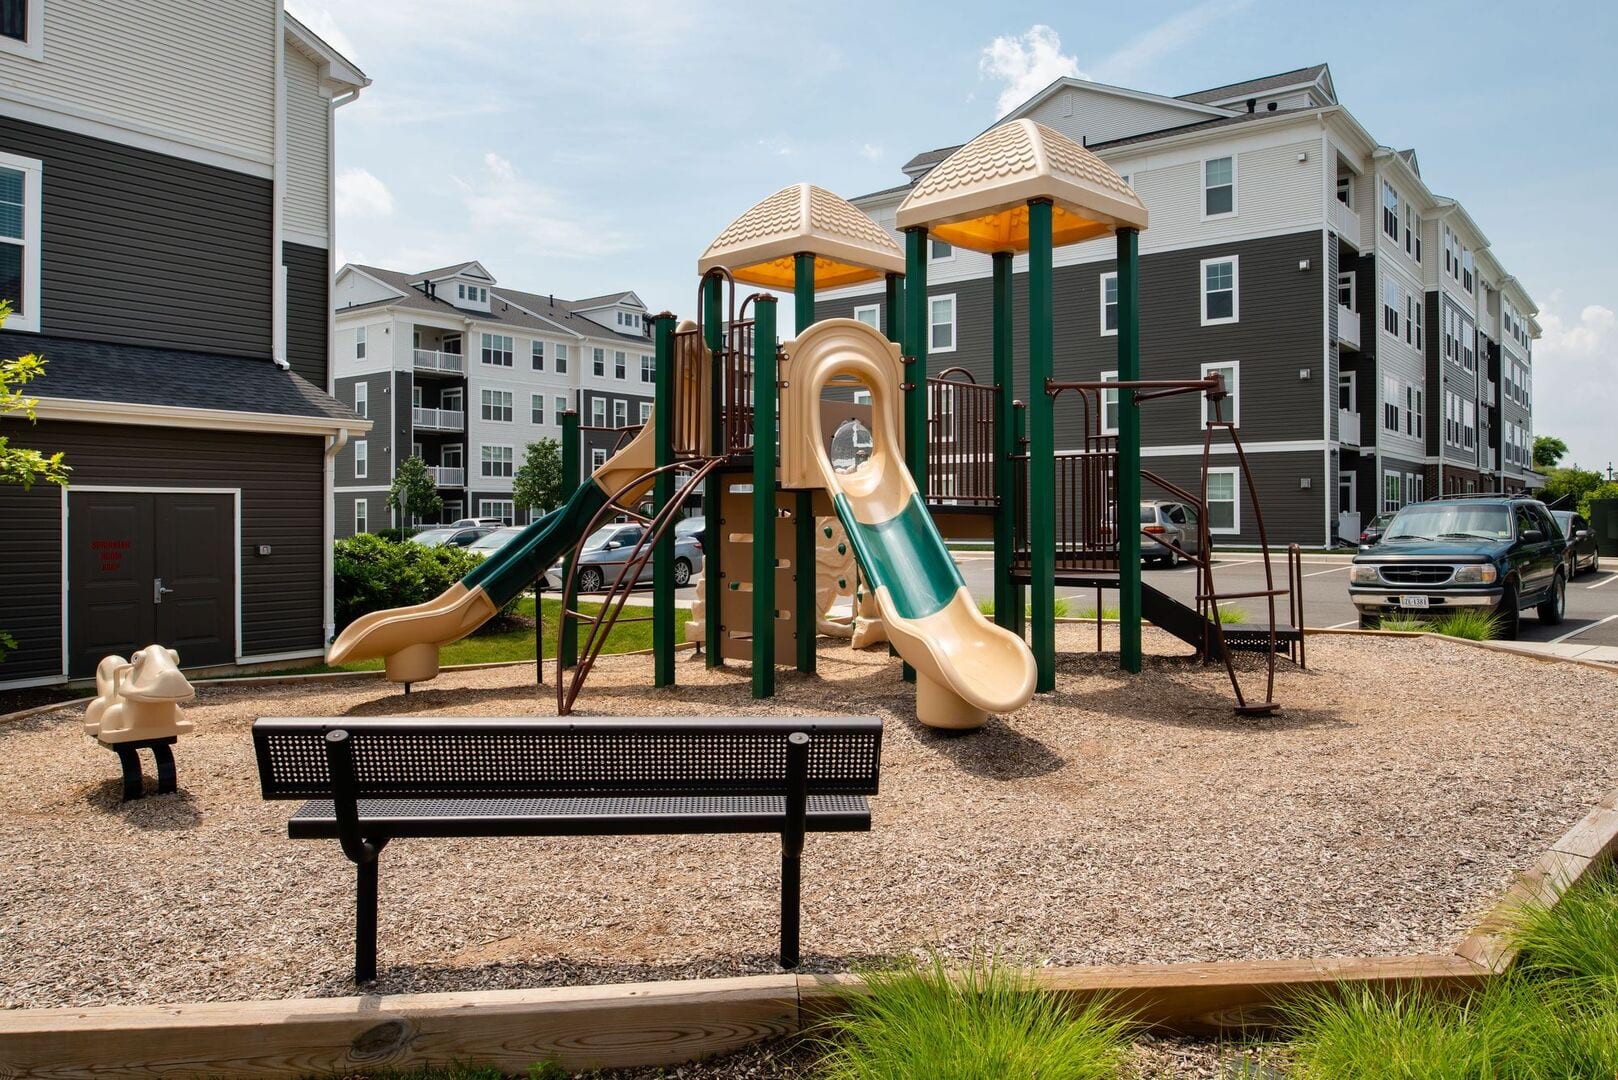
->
{"left": 823, "top": 525, "right": 834, "bottom": 538}
{"left": 838, "top": 578, "right": 847, "bottom": 589}
{"left": 837, "top": 542, "right": 847, "bottom": 556}
{"left": 729, "top": 581, "right": 740, "bottom": 590}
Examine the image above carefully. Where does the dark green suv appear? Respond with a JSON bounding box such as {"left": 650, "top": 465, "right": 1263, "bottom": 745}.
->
{"left": 1348, "top": 494, "right": 1568, "bottom": 638}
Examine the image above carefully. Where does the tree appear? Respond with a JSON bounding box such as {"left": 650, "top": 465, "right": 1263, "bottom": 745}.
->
{"left": 387, "top": 455, "right": 443, "bottom": 525}
{"left": 512, "top": 438, "right": 563, "bottom": 515}
{"left": 1538, "top": 465, "right": 1604, "bottom": 511}
{"left": 1, "top": 301, "right": 69, "bottom": 491}
{"left": 1533, "top": 435, "right": 1569, "bottom": 470}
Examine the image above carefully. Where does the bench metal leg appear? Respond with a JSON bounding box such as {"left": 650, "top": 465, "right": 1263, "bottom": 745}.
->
{"left": 355, "top": 854, "right": 380, "bottom": 984}
{"left": 780, "top": 849, "right": 801, "bottom": 969}
{"left": 115, "top": 745, "right": 144, "bottom": 802}
{"left": 150, "top": 741, "right": 177, "bottom": 795}
{"left": 780, "top": 732, "right": 809, "bottom": 969}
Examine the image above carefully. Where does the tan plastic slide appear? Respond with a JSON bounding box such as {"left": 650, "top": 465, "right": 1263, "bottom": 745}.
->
{"left": 781, "top": 319, "right": 1038, "bottom": 729}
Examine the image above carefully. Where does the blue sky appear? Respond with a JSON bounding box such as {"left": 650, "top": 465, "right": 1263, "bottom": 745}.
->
{"left": 289, "top": 0, "right": 1617, "bottom": 468}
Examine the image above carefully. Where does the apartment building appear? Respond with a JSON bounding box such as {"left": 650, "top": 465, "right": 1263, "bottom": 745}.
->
{"left": 818, "top": 64, "right": 1541, "bottom": 546}
{"left": 331, "top": 262, "right": 655, "bottom": 532}
{"left": 0, "top": 2, "right": 368, "bottom": 688}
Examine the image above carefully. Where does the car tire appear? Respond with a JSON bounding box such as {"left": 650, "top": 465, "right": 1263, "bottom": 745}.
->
{"left": 673, "top": 557, "right": 693, "bottom": 587}
{"left": 1495, "top": 583, "right": 1520, "bottom": 640}
{"left": 578, "top": 567, "right": 604, "bottom": 594}
{"left": 1359, "top": 615, "right": 1381, "bottom": 630}
{"left": 1592, "top": 554, "right": 1602, "bottom": 576}
{"left": 1537, "top": 572, "right": 1566, "bottom": 626}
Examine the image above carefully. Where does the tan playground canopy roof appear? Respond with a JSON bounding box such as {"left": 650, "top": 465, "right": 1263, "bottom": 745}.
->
{"left": 895, "top": 119, "right": 1148, "bottom": 253}
{"left": 698, "top": 183, "right": 905, "bottom": 289}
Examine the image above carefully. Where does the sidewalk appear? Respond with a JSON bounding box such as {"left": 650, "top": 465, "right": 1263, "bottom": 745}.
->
{"left": 1487, "top": 640, "right": 1618, "bottom": 665}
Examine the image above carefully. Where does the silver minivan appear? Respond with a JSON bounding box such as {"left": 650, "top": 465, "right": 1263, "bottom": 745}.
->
{"left": 1140, "top": 500, "right": 1200, "bottom": 567}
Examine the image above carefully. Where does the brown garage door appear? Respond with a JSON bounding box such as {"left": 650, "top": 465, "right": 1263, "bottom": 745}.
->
{"left": 68, "top": 491, "right": 236, "bottom": 678}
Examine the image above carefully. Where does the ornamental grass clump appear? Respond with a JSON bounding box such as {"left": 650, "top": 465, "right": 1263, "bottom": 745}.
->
{"left": 815, "top": 953, "right": 1133, "bottom": 1080}
{"left": 1432, "top": 608, "right": 1502, "bottom": 641}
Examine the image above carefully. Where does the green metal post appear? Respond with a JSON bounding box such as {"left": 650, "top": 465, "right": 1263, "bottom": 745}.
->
{"left": 1028, "top": 199, "right": 1055, "bottom": 692}
{"left": 1117, "top": 228, "right": 1143, "bottom": 674}
{"left": 652, "top": 312, "right": 676, "bottom": 687}
{"left": 900, "top": 229, "right": 928, "bottom": 683}
{"left": 792, "top": 255, "right": 817, "bottom": 674}
{"left": 884, "top": 271, "right": 904, "bottom": 346}
{"left": 992, "top": 251, "right": 1015, "bottom": 632}
{"left": 559, "top": 407, "right": 580, "bottom": 671}
{"left": 1011, "top": 400, "right": 1028, "bottom": 640}
{"left": 752, "top": 295, "right": 779, "bottom": 698}
{"left": 702, "top": 275, "right": 724, "bottom": 667}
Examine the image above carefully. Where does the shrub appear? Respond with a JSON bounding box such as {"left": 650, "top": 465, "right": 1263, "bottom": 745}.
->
{"left": 1432, "top": 609, "right": 1501, "bottom": 641}
{"left": 333, "top": 533, "right": 485, "bottom": 631}
{"left": 1216, "top": 604, "right": 1248, "bottom": 625}
{"left": 814, "top": 953, "right": 1133, "bottom": 1080}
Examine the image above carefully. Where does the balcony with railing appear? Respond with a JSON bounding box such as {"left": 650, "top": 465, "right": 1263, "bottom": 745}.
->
{"left": 1338, "top": 409, "right": 1361, "bottom": 447}
{"left": 427, "top": 466, "right": 465, "bottom": 488}
{"left": 413, "top": 349, "right": 465, "bottom": 374}
{"left": 1336, "top": 307, "right": 1361, "bottom": 350}
{"left": 1330, "top": 197, "right": 1361, "bottom": 249}
{"left": 412, "top": 406, "right": 465, "bottom": 432}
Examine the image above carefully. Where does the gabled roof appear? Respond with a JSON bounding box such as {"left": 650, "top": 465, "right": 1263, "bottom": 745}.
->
{"left": 414, "top": 260, "right": 494, "bottom": 283}
{"left": 283, "top": 13, "right": 369, "bottom": 94}
{"left": 1001, "top": 75, "right": 1232, "bottom": 126}
{"left": 1178, "top": 64, "right": 1333, "bottom": 106}
{"left": 570, "top": 291, "right": 646, "bottom": 312}
{"left": 1397, "top": 148, "right": 1420, "bottom": 177}
{"left": 902, "top": 146, "right": 963, "bottom": 179}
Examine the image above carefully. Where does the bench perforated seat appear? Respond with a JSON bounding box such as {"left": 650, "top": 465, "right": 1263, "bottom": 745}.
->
{"left": 253, "top": 716, "right": 883, "bottom": 983}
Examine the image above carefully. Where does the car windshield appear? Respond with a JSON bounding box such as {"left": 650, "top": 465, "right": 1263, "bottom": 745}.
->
{"left": 581, "top": 525, "right": 629, "bottom": 551}
{"left": 412, "top": 529, "right": 454, "bottom": 544}
{"left": 1384, "top": 504, "right": 1513, "bottom": 542}
{"left": 1552, "top": 512, "right": 1573, "bottom": 533}
{"left": 469, "top": 528, "right": 522, "bottom": 551}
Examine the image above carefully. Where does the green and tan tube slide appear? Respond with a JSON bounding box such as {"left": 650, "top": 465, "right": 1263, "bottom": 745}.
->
{"left": 782, "top": 319, "right": 1038, "bottom": 729}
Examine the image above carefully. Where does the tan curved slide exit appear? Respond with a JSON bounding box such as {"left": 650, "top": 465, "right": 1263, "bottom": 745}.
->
{"left": 782, "top": 319, "right": 1037, "bottom": 729}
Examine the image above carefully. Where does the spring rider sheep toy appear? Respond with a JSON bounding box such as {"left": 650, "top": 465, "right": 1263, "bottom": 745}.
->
{"left": 84, "top": 646, "right": 195, "bottom": 800}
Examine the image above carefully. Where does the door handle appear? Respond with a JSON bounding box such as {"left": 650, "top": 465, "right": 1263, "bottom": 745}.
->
{"left": 153, "top": 578, "right": 175, "bottom": 604}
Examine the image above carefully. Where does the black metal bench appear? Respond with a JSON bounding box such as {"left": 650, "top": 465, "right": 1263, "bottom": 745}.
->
{"left": 252, "top": 716, "right": 883, "bottom": 982}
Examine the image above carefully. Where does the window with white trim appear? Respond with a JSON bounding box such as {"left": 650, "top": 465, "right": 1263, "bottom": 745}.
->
{"left": 1405, "top": 294, "right": 1415, "bottom": 346}
{"left": 531, "top": 340, "right": 544, "bottom": 370}
{"left": 480, "top": 333, "right": 512, "bottom": 367}
{"left": 639, "top": 401, "right": 652, "bottom": 424}
{"left": 1412, "top": 388, "right": 1423, "bottom": 439}
{"left": 1100, "top": 272, "right": 1118, "bottom": 335}
{"left": 1383, "top": 375, "right": 1400, "bottom": 432}
{"left": 555, "top": 343, "right": 569, "bottom": 374}
{"left": 1206, "top": 468, "right": 1239, "bottom": 534}
{"left": 929, "top": 239, "right": 953, "bottom": 261}
{"left": 353, "top": 381, "right": 368, "bottom": 418}
{"left": 1200, "top": 257, "right": 1237, "bottom": 325}
{"left": 1463, "top": 400, "right": 1475, "bottom": 450}
{"left": 591, "top": 447, "right": 608, "bottom": 469}
{"left": 1201, "top": 362, "right": 1239, "bottom": 427}
{"left": 1203, "top": 156, "right": 1234, "bottom": 217}
{"left": 355, "top": 325, "right": 367, "bottom": 359}
{"left": 353, "top": 439, "right": 368, "bottom": 479}
{"left": 531, "top": 394, "right": 545, "bottom": 425}
{"left": 554, "top": 395, "right": 567, "bottom": 422}
{"left": 853, "top": 303, "right": 880, "bottom": 331}
{"left": 1413, "top": 295, "right": 1423, "bottom": 351}
{"left": 353, "top": 497, "right": 368, "bottom": 534}
{"left": 1382, "top": 182, "right": 1399, "bottom": 240}
{"left": 0, "top": 1, "right": 43, "bottom": 59}
{"left": 929, "top": 294, "right": 956, "bottom": 352}
{"left": 590, "top": 397, "right": 606, "bottom": 426}
{"left": 1383, "top": 470, "right": 1402, "bottom": 513}
{"left": 1, "top": 151, "right": 42, "bottom": 331}
{"left": 592, "top": 347, "right": 605, "bottom": 377}
{"left": 1462, "top": 247, "right": 1474, "bottom": 293}
{"left": 641, "top": 354, "right": 654, "bottom": 383}
{"left": 1382, "top": 275, "right": 1402, "bottom": 338}
{"left": 614, "top": 350, "right": 626, "bottom": 379}
{"left": 480, "top": 445, "right": 514, "bottom": 478}
{"left": 1100, "top": 370, "right": 1118, "bottom": 435}
{"left": 1337, "top": 272, "right": 1355, "bottom": 311}
{"left": 480, "top": 389, "right": 512, "bottom": 422}
{"left": 1461, "top": 317, "right": 1474, "bottom": 371}
{"left": 613, "top": 399, "right": 628, "bottom": 428}
{"left": 479, "top": 499, "right": 515, "bottom": 526}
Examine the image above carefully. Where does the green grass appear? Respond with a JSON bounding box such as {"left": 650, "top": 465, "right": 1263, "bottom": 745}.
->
{"left": 814, "top": 953, "right": 1134, "bottom": 1080}
{"left": 1376, "top": 616, "right": 1429, "bottom": 632}
{"left": 1513, "top": 868, "right": 1618, "bottom": 989}
{"left": 1432, "top": 609, "right": 1502, "bottom": 641}
{"left": 977, "top": 592, "right": 1072, "bottom": 619}
{"left": 1216, "top": 604, "right": 1248, "bottom": 625}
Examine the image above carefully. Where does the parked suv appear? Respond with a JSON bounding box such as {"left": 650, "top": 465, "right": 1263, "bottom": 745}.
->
{"left": 1348, "top": 494, "right": 1567, "bottom": 638}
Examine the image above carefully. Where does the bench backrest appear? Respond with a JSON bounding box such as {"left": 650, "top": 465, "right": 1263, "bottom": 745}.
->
{"left": 253, "top": 716, "right": 883, "bottom": 800}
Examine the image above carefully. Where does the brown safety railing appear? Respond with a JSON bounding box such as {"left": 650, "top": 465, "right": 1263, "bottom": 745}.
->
{"left": 669, "top": 327, "right": 707, "bottom": 456}
{"left": 724, "top": 317, "right": 756, "bottom": 453}
{"left": 925, "top": 368, "right": 998, "bottom": 507}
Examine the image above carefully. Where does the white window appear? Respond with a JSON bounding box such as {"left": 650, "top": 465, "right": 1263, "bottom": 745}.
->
{"left": 853, "top": 303, "right": 881, "bottom": 330}
{"left": 1100, "top": 370, "right": 1118, "bottom": 435}
{"left": 480, "top": 445, "right": 514, "bottom": 478}
{"left": 353, "top": 498, "right": 368, "bottom": 534}
{"left": 531, "top": 394, "right": 545, "bottom": 425}
{"left": 639, "top": 400, "right": 652, "bottom": 424}
{"left": 555, "top": 343, "right": 569, "bottom": 374}
{"left": 355, "top": 325, "right": 367, "bottom": 360}
{"left": 480, "top": 389, "right": 513, "bottom": 422}
{"left": 929, "top": 294, "right": 956, "bottom": 353}
{"left": 1463, "top": 400, "right": 1476, "bottom": 449}
{"left": 591, "top": 398, "right": 606, "bottom": 426}
{"left": 480, "top": 333, "right": 513, "bottom": 367}
{"left": 1382, "top": 275, "right": 1402, "bottom": 338}
{"left": 531, "top": 340, "right": 544, "bottom": 370}
{"left": 591, "top": 447, "right": 608, "bottom": 469}
{"left": 353, "top": 381, "right": 368, "bottom": 418}
{"left": 929, "top": 238, "right": 954, "bottom": 261}
{"left": 592, "top": 347, "right": 606, "bottom": 376}
{"left": 1383, "top": 375, "right": 1400, "bottom": 433}
{"left": 1462, "top": 247, "right": 1474, "bottom": 293}
{"left": 1200, "top": 257, "right": 1238, "bottom": 326}
{"left": 1203, "top": 156, "right": 1235, "bottom": 217}
{"left": 1201, "top": 362, "right": 1239, "bottom": 427}
{"left": 554, "top": 395, "right": 567, "bottom": 421}
{"left": 1206, "top": 468, "right": 1239, "bottom": 534}
{"left": 1413, "top": 296, "right": 1424, "bottom": 351}
{"left": 1099, "top": 272, "right": 1118, "bottom": 336}
{"left": 479, "top": 499, "right": 515, "bottom": 526}
{"left": 1382, "top": 182, "right": 1399, "bottom": 240}
{"left": 641, "top": 354, "right": 654, "bottom": 383}
{"left": 613, "top": 399, "right": 628, "bottom": 428}
{"left": 1337, "top": 272, "right": 1355, "bottom": 311}
{"left": 0, "top": 151, "right": 41, "bottom": 332}
{"left": 0, "top": 1, "right": 43, "bottom": 59}
{"left": 1336, "top": 174, "right": 1352, "bottom": 205}
{"left": 614, "top": 350, "right": 626, "bottom": 379}
{"left": 353, "top": 439, "right": 368, "bottom": 479}
{"left": 1383, "top": 470, "right": 1403, "bottom": 513}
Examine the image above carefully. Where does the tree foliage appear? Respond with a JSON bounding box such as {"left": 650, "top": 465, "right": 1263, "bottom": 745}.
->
{"left": 387, "top": 455, "right": 443, "bottom": 522}
{"left": 512, "top": 438, "right": 563, "bottom": 514}
{"left": 1533, "top": 435, "right": 1569, "bottom": 470}
{"left": 0, "top": 301, "right": 70, "bottom": 492}
{"left": 1539, "top": 465, "right": 1618, "bottom": 517}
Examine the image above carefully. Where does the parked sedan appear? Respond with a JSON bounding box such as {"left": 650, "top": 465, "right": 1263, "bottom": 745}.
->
{"left": 1359, "top": 513, "right": 1394, "bottom": 548}
{"left": 1140, "top": 501, "right": 1200, "bottom": 567}
{"left": 467, "top": 526, "right": 526, "bottom": 555}
{"left": 410, "top": 526, "right": 493, "bottom": 548}
{"left": 1552, "top": 511, "right": 1601, "bottom": 576}
{"left": 544, "top": 523, "right": 704, "bottom": 592}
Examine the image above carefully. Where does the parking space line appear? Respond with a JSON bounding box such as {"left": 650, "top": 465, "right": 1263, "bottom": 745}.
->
{"left": 1326, "top": 619, "right": 1359, "bottom": 629}
{"left": 1548, "top": 613, "right": 1618, "bottom": 645}
{"left": 1586, "top": 573, "right": 1618, "bottom": 590}
{"left": 1302, "top": 564, "right": 1351, "bottom": 578}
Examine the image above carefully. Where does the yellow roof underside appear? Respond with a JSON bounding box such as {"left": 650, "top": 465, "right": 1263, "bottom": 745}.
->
{"left": 928, "top": 204, "right": 1117, "bottom": 254}
{"left": 728, "top": 254, "right": 886, "bottom": 290}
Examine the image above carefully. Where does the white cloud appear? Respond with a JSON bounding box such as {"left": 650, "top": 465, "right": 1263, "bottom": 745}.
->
{"left": 455, "top": 153, "right": 627, "bottom": 259}
{"left": 335, "top": 168, "right": 395, "bottom": 218}
{"left": 979, "top": 25, "right": 1085, "bottom": 118}
{"left": 859, "top": 143, "right": 882, "bottom": 162}
{"left": 1091, "top": 0, "right": 1256, "bottom": 85}
{"left": 1533, "top": 299, "right": 1618, "bottom": 467}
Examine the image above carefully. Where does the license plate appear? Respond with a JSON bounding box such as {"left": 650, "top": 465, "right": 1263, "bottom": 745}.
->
{"left": 1399, "top": 594, "right": 1430, "bottom": 609}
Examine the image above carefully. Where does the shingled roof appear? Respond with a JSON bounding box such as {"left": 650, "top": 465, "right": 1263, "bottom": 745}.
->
{"left": 1178, "top": 64, "right": 1332, "bottom": 105}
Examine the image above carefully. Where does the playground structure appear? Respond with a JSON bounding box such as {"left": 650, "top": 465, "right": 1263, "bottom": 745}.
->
{"left": 329, "top": 121, "right": 1301, "bottom": 719}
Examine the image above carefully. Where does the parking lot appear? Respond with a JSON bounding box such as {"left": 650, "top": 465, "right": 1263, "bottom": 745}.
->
{"left": 953, "top": 551, "right": 1618, "bottom": 647}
